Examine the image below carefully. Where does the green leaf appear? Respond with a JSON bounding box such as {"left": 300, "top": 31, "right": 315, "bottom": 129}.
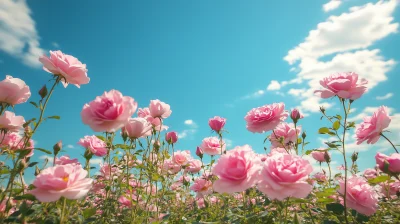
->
{"left": 333, "top": 121, "right": 340, "bottom": 130}
{"left": 368, "top": 175, "right": 390, "bottom": 184}
{"left": 47, "top": 115, "right": 60, "bottom": 120}
{"left": 28, "top": 162, "right": 38, "bottom": 167}
{"left": 318, "top": 127, "right": 330, "bottom": 134}
{"left": 83, "top": 208, "right": 96, "bottom": 219}
{"left": 317, "top": 198, "right": 336, "bottom": 203}
{"left": 115, "top": 144, "right": 130, "bottom": 150}
{"left": 95, "top": 135, "right": 106, "bottom": 141}
{"left": 0, "top": 168, "right": 10, "bottom": 175}
{"left": 35, "top": 148, "right": 52, "bottom": 155}
{"left": 305, "top": 150, "right": 313, "bottom": 155}
{"left": 315, "top": 188, "right": 337, "bottom": 197}
{"left": 14, "top": 194, "right": 36, "bottom": 201}
{"left": 30, "top": 101, "right": 39, "bottom": 108}
{"left": 326, "top": 203, "right": 344, "bottom": 215}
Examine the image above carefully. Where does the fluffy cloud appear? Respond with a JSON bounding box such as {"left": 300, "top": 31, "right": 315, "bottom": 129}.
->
{"left": 66, "top": 144, "right": 75, "bottom": 149}
{"left": 376, "top": 93, "right": 393, "bottom": 100}
{"left": 179, "top": 119, "right": 198, "bottom": 139}
{"left": 323, "top": 0, "right": 342, "bottom": 12}
{"left": 240, "top": 90, "right": 265, "bottom": 100}
{"left": 0, "top": 0, "right": 45, "bottom": 67}
{"left": 266, "top": 80, "right": 281, "bottom": 91}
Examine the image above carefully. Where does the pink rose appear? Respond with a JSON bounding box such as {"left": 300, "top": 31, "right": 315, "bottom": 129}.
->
{"left": 268, "top": 147, "right": 289, "bottom": 156}
{"left": 161, "top": 159, "right": 181, "bottom": 175}
{"left": 311, "top": 148, "right": 329, "bottom": 163}
{"left": 0, "top": 111, "right": 25, "bottom": 132}
{"left": 137, "top": 107, "right": 151, "bottom": 118}
{"left": 0, "top": 75, "right": 31, "bottom": 105}
{"left": 375, "top": 152, "right": 400, "bottom": 174}
{"left": 258, "top": 153, "right": 313, "bottom": 200}
{"left": 212, "top": 145, "right": 260, "bottom": 194}
{"left": 356, "top": 106, "right": 391, "bottom": 144}
{"left": 122, "top": 118, "right": 152, "bottom": 139}
{"left": 200, "top": 137, "right": 225, "bottom": 156}
{"left": 149, "top": 99, "right": 172, "bottom": 119}
{"left": 290, "top": 109, "right": 304, "bottom": 121}
{"left": 148, "top": 117, "right": 169, "bottom": 132}
{"left": 338, "top": 176, "right": 379, "bottom": 216}
{"left": 269, "top": 122, "right": 301, "bottom": 148}
{"left": 99, "top": 163, "right": 122, "bottom": 180}
{"left": 208, "top": 116, "right": 226, "bottom": 132}
{"left": 363, "top": 168, "right": 378, "bottom": 180}
{"left": 165, "top": 131, "right": 178, "bottom": 144}
{"left": 190, "top": 178, "right": 213, "bottom": 198}
{"left": 39, "top": 50, "right": 89, "bottom": 88}
{"left": 313, "top": 172, "right": 327, "bottom": 182}
{"left": 0, "top": 132, "right": 34, "bottom": 157}
{"left": 172, "top": 150, "right": 192, "bottom": 166}
{"left": 245, "top": 103, "right": 288, "bottom": 133}
{"left": 78, "top": 135, "right": 108, "bottom": 157}
{"left": 314, "top": 72, "right": 368, "bottom": 100}
{"left": 55, "top": 155, "right": 80, "bottom": 165}
{"left": 185, "top": 159, "right": 202, "bottom": 174}
{"left": 81, "top": 90, "right": 137, "bottom": 132}
{"left": 29, "top": 164, "right": 92, "bottom": 202}
{"left": 195, "top": 146, "right": 203, "bottom": 157}
{"left": 380, "top": 181, "right": 400, "bottom": 197}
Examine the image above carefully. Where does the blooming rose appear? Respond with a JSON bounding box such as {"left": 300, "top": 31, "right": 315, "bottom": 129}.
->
{"left": 0, "top": 132, "right": 34, "bottom": 157}
{"left": 39, "top": 50, "right": 89, "bottom": 88}
{"left": 209, "top": 116, "right": 226, "bottom": 132}
{"left": 313, "top": 172, "right": 327, "bottom": 182}
{"left": 81, "top": 90, "right": 137, "bottom": 132}
{"left": 314, "top": 72, "right": 367, "bottom": 100}
{"left": 0, "top": 111, "right": 25, "bottom": 132}
{"left": 268, "top": 147, "right": 289, "bottom": 156}
{"left": 29, "top": 164, "right": 92, "bottom": 202}
{"left": 269, "top": 122, "right": 301, "bottom": 148}
{"left": 149, "top": 99, "right": 172, "bottom": 119}
{"left": 199, "top": 137, "right": 225, "bottom": 155}
{"left": 122, "top": 118, "right": 152, "bottom": 139}
{"left": 99, "top": 163, "right": 122, "bottom": 180}
{"left": 78, "top": 135, "right": 108, "bottom": 157}
{"left": 165, "top": 131, "right": 178, "bottom": 144}
{"left": 338, "top": 176, "right": 379, "bottom": 216}
{"left": 0, "top": 75, "right": 31, "bottom": 105}
{"left": 375, "top": 152, "right": 400, "bottom": 174}
{"left": 356, "top": 106, "right": 391, "bottom": 144}
{"left": 258, "top": 153, "right": 313, "bottom": 200}
{"left": 380, "top": 181, "right": 400, "bottom": 198}
{"left": 311, "top": 148, "right": 329, "bottom": 163}
{"left": 190, "top": 178, "right": 213, "bottom": 198}
{"left": 172, "top": 150, "right": 192, "bottom": 166}
{"left": 185, "top": 159, "right": 202, "bottom": 174}
{"left": 161, "top": 159, "right": 181, "bottom": 175}
{"left": 137, "top": 107, "right": 151, "bottom": 118}
{"left": 212, "top": 145, "right": 260, "bottom": 194}
{"left": 245, "top": 103, "right": 288, "bottom": 133}
{"left": 363, "top": 168, "right": 378, "bottom": 180}
{"left": 55, "top": 155, "right": 80, "bottom": 165}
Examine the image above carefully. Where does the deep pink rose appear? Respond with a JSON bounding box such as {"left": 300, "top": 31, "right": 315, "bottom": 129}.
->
{"left": 212, "top": 145, "right": 260, "bottom": 194}
{"left": 356, "top": 106, "right": 391, "bottom": 144}
{"left": 29, "top": 164, "right": 92, "bottom": 202}
{"left": 314, "top": 72, "right": 367, "bottom": 100}
{"left": 165, "top": 131, "right": 178, "bottom": 144}
{"left": 172, "top": 150, "right": 192, "bottom": 166}
{"left": 122, "top": 118, "right": 152, "bottom": 139}
{"left": 338, "top": 176, "right": 379, "bottom": 216}
{"left": 190, "top": 178, "right": 213, "bottom": 198}
{"left": 39, "top": 50, "right": 89, "bottom": 88}
{"left": 200, "top": 137, "right": 225, "bottom": 156}
{"left": 258, "top": 153, "right": 313, "bottom": 200}
{"left": 375, "top": 152, "right": 400, "bottom": 174}
{"left": 149, "top": 99, "right": 172, "bottom": 119}
{"left": 245, "top": 103, "right": 288, "bottom": 133}
{"left": 185, "top": 159, "right": 202, "bottom": 174}
{"left": 311, "top": 148, "right": 329, "bottom": 163}
{"left": 0, "top": 111, "right": 25, "bottom": 132}
{"left": 55, "top": 155, "right": 80, "bottom": 165}
{"left": 78, "top": 135, "right": 108, "bottom": 157}
{"left": 290, "top": 109, "right": 304, "bottom": 121}
{"left": 269, "top": 122, "right": 301, "bottom": 148}
{"left": 208, "top": 116, "right": 226, "bottom": 132}
{"left": 81, "top": 90, "right": 137, "bottom": 132}
{"left": 195, "top": 146, "right": 203, "bottom": 157}
{"left": 0, "top": 75, "right": 31, "bottom": 105}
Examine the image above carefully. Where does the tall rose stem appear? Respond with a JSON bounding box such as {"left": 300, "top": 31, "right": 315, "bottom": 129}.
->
{"left": 341, "top": 99, "right": 350, "bottom": 224}
{"left": 380, "top": 133, "right": 399, "bottom": 153}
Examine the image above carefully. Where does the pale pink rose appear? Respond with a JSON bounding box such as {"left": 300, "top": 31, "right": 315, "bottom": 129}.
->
{"left": 311, "top": 148, "right": 329, "bottom": 163}
{"left": 313, "top": 172, "right": 327, "bottom": 182}
{"left": 81, "top": 90, "right": 137, "bottom": 132}
{"left": 269, "top": 122, "right": 301, "bottom": 148}
{"left": 29, "top": 164, "right": 92, "bottom": 202}
{"left": 0, "top": 132, "right": 34, "bottom": 157}
{"left": 0, "top": 197, "right": 16, "bottom": 215}
{"left": 208, "top": 196, "right": 221, "bottom": 205}
{"left": 55, "top": 155, "right": 80, "bottom": 165}
{"left": 268, "top": 147, "right": 290, "bottom": 156}
{"left": 338, "top": 176, "right": 379, "bottom": 216}
{"left": 290, "top": 109, "right": 304, "bottom": 121}
{"left": 208, "top": 116, "right": 226, "bottom": 132}
{"left": 100, "top": 163, "right": 122, "bottom": 180}
{"left": 314, "top": 72, "right": 367, "bottom": 100}
{"left": 148, "top": 117, "right": 169, "bottom": 132}
{"left": 200, "top": 137, "right": 225, "bottom": 156}
{"left": 78, "top": 135, "right": 108, "bottom": 157}
{"left": 0, "top": 75, "right": 31, "bottom": 105}
{"left": 118, "top": 195, "right": 132, "bottom": 208}
{"left": 122, "top": 118, "right": 152, "bottom": 139}
{"left": 376, "top": 152, "right": 400, "bottom": 174}
{"left": 161, "top": 159, "right": 181, "bottom": 175}
{"left": 245, "top": 103, "right": 288, "bottom": 133}
{"left": 363, "top": 168, "right": 378, "bottom": 180}
{"left": 212, "top": 145, "right": 260, "bottom": 194}
{"left": 356, "top": 106, "right": 391, "bottom": 144}
{"left": 165, "top": 131, "right": 178, "bottom": 144}
{"left": 258, "top": 153, "right": 313, "bottom": 201}
{"left": 149, "top": 99, "right": 172, "bottom": 119}
{"left": 190, "top": 178, "right": 213, "bottom": 198}
{"left": 39, "top": 50, "right": 89, "bottom": 88}
{"left": 137, "top": 107, "right": 151, "bottom": 118}
{"left": 185, "top": 159, "right": 202, "bottom": 174}
{"left": 172, "top": 150, "right": 191, "bottom": 166}
{"left": 380, "top": 181, "right": 400, "bottom": 197}
{"left": 0, "top": 111, "right": 25, "bottom": 132}
{"left": 196, "top": 198, "right": 205, "bottom": 208}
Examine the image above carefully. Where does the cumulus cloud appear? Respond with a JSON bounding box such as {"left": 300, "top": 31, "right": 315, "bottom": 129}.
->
{"left": 323, "top": 0, "right": 342, "bottom": 12}
{"left": 90, "top": 158, "right": 103, "bottom": 165}
{"left": 179, "top": 119, "right": 198, "bottom": 139}
{"left": 0, "top": 0, "right": 46, "bottom": 67}
{"left": 376, "top": 93, "right": 393, "bottom": 100}
{"left": 266, "top": 80, "right": 281, "bottom": 91}
{"left": 240, "top": 90, "right": 265, "bottom": 100}
{"left": 66, "top": 144, "right": 75, "bottom": 149}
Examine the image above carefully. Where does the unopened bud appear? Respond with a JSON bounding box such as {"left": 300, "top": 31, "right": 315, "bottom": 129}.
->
{"left": 53, "top": 140, "right": 62, "bottom": 156}
{"left": 324, "top": 151, "right": 331, "bottom": 163}
{"left": 351, "top": 152, "right": 358, "bottom": 162}
{"left": 301, "top": 131, "right": 307, "bottom": 139}
{"left": 38, "top": 85, "right": 48, "bottom": 99}
{"left": 196, "top": 146, "right": 203, "bottom": 159}
{"left": 35, "top": 166, "right": 40, "bottom": 176}
{"left": 121, "top": 129, "right": 128, "bottom": 142}
{"left": 290, "top": 109, "right": 303, "bottom": 123}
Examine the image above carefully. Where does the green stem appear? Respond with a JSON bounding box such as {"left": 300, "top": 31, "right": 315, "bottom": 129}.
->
{"left": 341, "top": 99, "right": 350, "bottom": 224}
{"left": 60, "top": 197, "right": 67, "bottom": 224}
{"left": 380, "top": 133, "right": 399, "bottom": 153}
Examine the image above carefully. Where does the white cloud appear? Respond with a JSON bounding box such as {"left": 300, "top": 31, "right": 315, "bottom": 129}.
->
{"left": 0, "top": 0, "right": 46, "bottom": 67}
{"left": 66, "top": 144, "right": 75, "bottom": 149}
{"left": 179, "top": 120, "right": 198, "bottom": 139}
{"left": 266, "top": 80, "right": 281, "bottom": 91}
{"left": 240, "top": 89, "right": 265, "bottom": 100}
{"left": 323, "top": 0, "right": 342, "bottom": 12}
{"left": 51, "top": 42, "right": 59, "bottom": 48}
{"left": 224, "top": 138, "right": 233, "bottom": 148}
{"left": 376, "top": 93, "right": 393, "bottom": 100}
{"left": 90, "top": 158, "right": 103, "bottom": 165}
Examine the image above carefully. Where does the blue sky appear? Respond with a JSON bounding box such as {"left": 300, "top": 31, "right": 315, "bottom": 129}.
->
{"left": 1, "top": 0, "right": 399, "bottom": 182}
